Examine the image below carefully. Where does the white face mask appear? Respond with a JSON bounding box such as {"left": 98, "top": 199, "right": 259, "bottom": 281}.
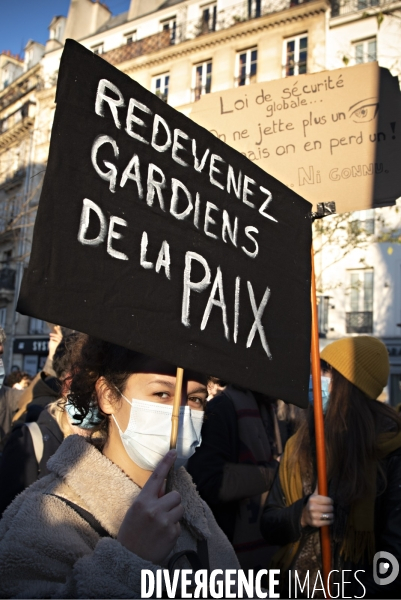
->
{"left": 113, "top": 395, "right": 204, "bottom": 471}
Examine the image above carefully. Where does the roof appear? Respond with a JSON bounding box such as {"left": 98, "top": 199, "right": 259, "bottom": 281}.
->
{"left": 48, "top": 15, "right": 66, "bottom": 28}
{"left": 24, "top": 39, "right": 45, "bottom": 50}
{"left": 0, "top": 51, "right": 23, "bottom": 63}
{"left": 95, "top": 11, "right": 128, "bottom": 34}
{"left": 158, "top": 0, "right": 187, "bottom": 10}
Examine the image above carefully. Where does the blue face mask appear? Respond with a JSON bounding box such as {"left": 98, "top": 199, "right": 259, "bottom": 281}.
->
{"left": 308, "top": 376, "right": 331, "bottom": 412}
{"left": 65, "top": 402, "right": 102, "bottom": 429}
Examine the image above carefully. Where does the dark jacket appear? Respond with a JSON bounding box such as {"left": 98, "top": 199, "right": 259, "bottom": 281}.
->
{"left": 187, "top": 392, "right": 282, "bottom": 542}
{"left": 261, "top": 447, "right": 401, "bottom": 599}
{"left": 0, "top": 408, "right": 63, "bottom": 516}
{"left": 0, "top": 386, "right": 23, "bottom": 444}
{"left": 25, "top": 373, "right": 60, "bottom": 422}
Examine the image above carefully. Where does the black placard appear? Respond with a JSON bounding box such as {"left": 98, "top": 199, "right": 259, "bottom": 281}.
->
{"left": 18, "top": 40, "right": 312, "bottom": 407}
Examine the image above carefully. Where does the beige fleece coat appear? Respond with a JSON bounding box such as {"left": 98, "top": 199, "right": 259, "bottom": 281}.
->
{"left": 0, "top": 435, "right": 240, "bottom": 599}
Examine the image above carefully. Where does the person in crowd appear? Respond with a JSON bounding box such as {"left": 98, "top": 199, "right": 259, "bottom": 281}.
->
{"left": 261, "top": 336, "right": 401, "bottom": 599}
{"left": 0, "top": 398, "right": 95, "bottom": 516}
{"left": 0, "top": 334, "right": 86, "bottom": 515}
{"left": 0, "top": 328, "right": 26, "bottom": 446}
{"left": 4, "top": 371, "right": 32, "bottom": 390}
{"left": 0, "top": 326, "right": 62, "bottom": 450}
{"left": 11, "top": 325, "right": 63, "bottom": 424}
{"left": 275, "top": 399, "right": 307, "bottom": 439}
{"left": 0, "top": 326, "right": 5, "bottom": 358}
{"left": 0, "top": 334, "right": 240, "bottom": 598}
{"left": 206, "top": 376, "right": 227, "bottom": 400}
{"left": 187, "top": 383, "right": 285, "bottom": 573}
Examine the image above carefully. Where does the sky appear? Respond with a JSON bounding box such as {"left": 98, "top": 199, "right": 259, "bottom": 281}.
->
{"left": 0, "top": 0, "right": 131, "bottom": 56}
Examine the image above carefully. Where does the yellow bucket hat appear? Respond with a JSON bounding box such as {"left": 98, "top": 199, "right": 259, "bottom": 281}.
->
{"left": 320, "top": 336, "right": 389, "bottom": 400}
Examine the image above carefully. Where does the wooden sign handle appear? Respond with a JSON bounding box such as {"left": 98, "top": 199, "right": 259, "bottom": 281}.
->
{"left": 166, "top": 367, "right": 184, "bottom": 493}
{"left": 170, "top": 367, "right": 184, "bottom": 449}
{"left": 311, "top": 246, "right": 332, "bottom": 591}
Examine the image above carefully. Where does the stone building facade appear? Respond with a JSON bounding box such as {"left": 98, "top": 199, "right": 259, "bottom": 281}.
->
{"left": 0, "top": 0, "right": 400, "bottom": 403}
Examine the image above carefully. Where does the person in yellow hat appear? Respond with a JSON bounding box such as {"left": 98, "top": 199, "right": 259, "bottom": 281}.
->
{"left": 260, "top": 335, "right": 401, "bottom": 599}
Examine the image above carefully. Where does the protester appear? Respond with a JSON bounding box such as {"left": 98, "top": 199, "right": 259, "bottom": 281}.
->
{"left": 0, "top": 400, "right": 90, "bottom": 516}
{"left": 207, "top": 376, "right": 227, "bottom": 400}
{"left": 0, "top": 334, "right": 241, "bottom": 598}
{"left": 3, "top": 371, "right": 32, "bottom": 390}
{"left": 0, "top": 335, "right": 84, "bottom": 515}
{"left": 0, "top": 327, "right": 25, "bottom": 446}
{"left": 11, "top": 325, "right": 63, "bottom": 424}
{"left": 276, "top": 399, "right": 307, "bottom": 439}
{"left": 261, "top": 336, "right": 401, "bottom": 599}
{"left": 0, "top": 327, "right": 62, "bottom": 451}
{"left": 0, "top": 326, "right": 5, "bottom": 358}
{"left": 187, "top": 384, "right": 284, "bottom": 572}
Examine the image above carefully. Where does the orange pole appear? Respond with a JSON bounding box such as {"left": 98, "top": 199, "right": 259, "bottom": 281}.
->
{"left": 310, "top": 246, "right": 332, "bottom": 590}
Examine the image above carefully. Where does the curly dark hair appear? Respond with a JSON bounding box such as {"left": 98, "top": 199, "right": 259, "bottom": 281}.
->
{"left": 4, "top": 370, "right": 31, "bottom": 388}
{"left": 66, "top": 334, "right": 207, "bottom": 443}
{"left": 66, "top": 334, "right": 156, "bottom": 440}
{"left": 53, "top": 333, "right": 79, "bottom": 380}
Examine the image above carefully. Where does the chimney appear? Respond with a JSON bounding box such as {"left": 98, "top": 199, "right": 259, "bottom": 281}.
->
{"left": 128, "top": 0, "right": 167, "bottom": 20}
{"left": 64, "top": 0, "right": 111, "bottom": 41}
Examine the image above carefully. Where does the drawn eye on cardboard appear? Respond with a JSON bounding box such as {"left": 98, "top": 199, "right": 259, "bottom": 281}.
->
{"left": 349, "top": 98, "right": 379, "bottom": 123}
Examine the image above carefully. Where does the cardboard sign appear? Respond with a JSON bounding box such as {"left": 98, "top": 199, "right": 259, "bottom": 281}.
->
{"left": 17, "top": 40, "right": 312, "bottom": 406}
{"left": 189, "top": 63, "right": 401, "bottom": 213}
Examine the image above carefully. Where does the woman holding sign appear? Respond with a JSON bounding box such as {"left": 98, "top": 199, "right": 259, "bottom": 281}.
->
{"left": 0, "top": 334, "right": 241, "bottom": 599}
{"left": 261, "top": 336, "right": 401, "bottom": 598}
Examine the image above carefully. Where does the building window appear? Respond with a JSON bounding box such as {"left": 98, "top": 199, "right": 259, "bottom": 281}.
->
{"left": 390, "top": 373, "right": 401, "bottom": 407}
{"left": 161, "top": 17, "right": 177, "bottom": 44}
{"left": 317, "top": 295, "right": 329, "bottom": 337}
{"left": 50, "top": 23, "right": 62, "bottom": 41}
{"left": 357, "top": 0, "right": 379, "bottom": 10}
{"left": 0, "top": 307, "right": 6, "bottom": 329}
{"left": 354, "top": 38, "right": 377, "bottom": 64}
{"left": 92, "top": 43, "right": 104, "bottom": 55}
{"left": 346, "top": 270, "right": 374, "bottom": 334}
{"left": 283, "top": 35, "right": 308, "bottom": 77}
{"left": 193, "top": 61, "right": 212, "bottom": 101}
{"left": 153, "top": 73, "right": 170, "bottom": 103}
{"left": 349, "top": 209, "right": 375, "bottom": 235}
{"left": 125, "top": 31, "right": 137, "bottom": 44}
{"left": 25, "top": 50, "right": 32, "bottom": 65}
{"left": 200, "top": 3, "right": 217, "bottom": 34}
{"left": 28, "top": 318, "right": 48, "bottom": 335}
{"left": 236, "top": 48, "right": 257, "bottom": 87}
{"left": 248, "top": 0, "right": 262, "bottom": 18}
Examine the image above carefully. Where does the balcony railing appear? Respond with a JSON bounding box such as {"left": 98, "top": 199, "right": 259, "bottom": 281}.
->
{"left": 331, "top": 0, "right": 394, "bottom": 17}
{"left": 0, "top": 101, "right": 35, "bottom": 134}
{"left": 192, "top": 84, "right": 212, "bottom": 101}
{"left": 181, "top": 0, "right": 304, "bottom": 41}
{"left": 101, "top": 0, "right": 312, "bottom": 66}
{"left": 0, "top": 68, "right": 40, "bottom": 111}
{"left": 101, "top": 29, "right": 172, "bottom": 66}
{"left": 346, "top": 311, "right": 373, "bottom": 334}
{"left": 155, "top": 90, "right": 168, "bottom": 103}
